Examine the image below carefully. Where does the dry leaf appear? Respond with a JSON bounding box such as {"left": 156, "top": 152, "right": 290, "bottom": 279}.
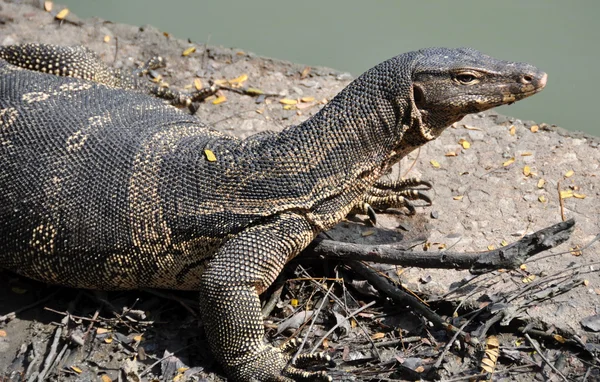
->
{"left": 464, "top": 125, "right": 482, "bottom": 131}
{"left": 523, "top": 166, "right": 531, "bottom": 176}
{"left": 560, "top": 190, "right": 573, "bottom": 199}
{"left": 522, "top": 275, "right": 536, "bottom": 283}
{"left": 104, "top": 337, "right": 113, "bottom": 344}
{"left": 279, "top": 98, "right": 298, "bottom": 105}
{"left": 212, "top": 95, "right": 227, "bottom": 105}
{"left": 44, "top": 1, "right": 53, "bottom": 12}
{"left": 553, "top": 334, "right": 566, "bottom": 343}
{"left": 487, "top": 245, "right": 495, "bottom": 250}
{"left": 573, "top": 193, "right": 586, "bottom": 199}
{"left": 530, "top": 125, "right": 539, "bottom": 133}
{"left": 430, "top": 159, "right": 440, "bottom": 168}
{"left": 283, "top": 105, "right": 295, "bottom": 110}
{"left": 194, "top": 78, "right": 203, "bottom": 90}
{"left": 133, "top": 335, "right": 142, "bottom": 342}
{"left": 521, "top": 152, "right": 532, "bottom": 156}
{"left": 103, "top": 35, "right": 111, "bottom": 43}
{"left": 229, "top": 74, "right": 248, "bottom": 84}
{"left": 300, "top": 66, "right": 311, "bottom": 79}
{"left": 100, "top": 375, "right": 112, "bottom": 382}
{"left": 445, "top": 151, "right": 457, "bottom": 157}
{"left": 501, "top": 240, "right": 508, "bottom": 246}
{"left": 502, "top": 157, "right": 515, "bottom": 167}
{"left": 564, "top": 170, "right": 574, "bottom": 178}
{"left": 11, "top": 287, "right": 26, "bottom": 294}
{"left": 71, "top": 366, "right": 82, "bottom": 373}
{"left": 204, "top": 149, "right": 217, "bottom": 162}
{"left": 520, "top": 264, "right": 527, "bottom": 270}
{"left": 55, "top": 8, "right": 69, "bottom": 20}
{"left": 509, "top": 125, "right": 516, "bottom": 135}
{"left": 453, "top": 195, "right": 463, "bottom": 200}
{"left": 537, "top": 179, "right": 545, "bottom": 188}
{"left": 361, "top": 230, "right": 375, "bottom": 237}
{"left": 96, "top": 328, "right": 110, "bottom": 334}
{"left": 0, "top": 330, "right": 6, "bottom": 337}
{"left": 458, "top": 139, "right": 470, "bottom": 149}
{"left": 245, "top": 88, "right": 264, "bottom": 96}
{"left": 371, "top": 332, "right": 386, "bottom": 340}
{"left": 177, "top": 367, "right": 190, "bottom": 373}
{"left": 182, "top": 46, "right": 196, "bottom": 56}
{"left": 538, "top": 195, "right": 546, "bottom": 203}
{"left": 300, "top": 96, "right": 315, "bottom": 103}
{"left": 571, "top": 246, "right": 582, "bottom": 256}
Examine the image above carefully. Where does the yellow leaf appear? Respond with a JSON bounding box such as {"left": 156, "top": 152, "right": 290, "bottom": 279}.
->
{"left": 361, "top": 230, "right": 375, "bottom": 237}
{"left": 371, "top": 332, "right": 386, "bottom": 340}
{"left": 103, "top": 35, "right": 111, "bottom": 43}
{"left": 101, "top": 375, "right": 112, "bottom": 382}
{"left": 44, "top": 1, "right": 53, "bottom": 12}
{"left": 522, "top": 275, "right": 536, "bottom": 283}
{"left": 290, "top": 299, "right": 299, "bottom": 307}
{"left": 212, "top": 95, "right": 227, "bottom": 105}
{"left": 55, "top": 8, "right": 69, "bottom": 20}
{"left": 204, "top": 149, "right": 217, "bottom": 162}
{"left": 255, "top": 109, "right": 264, "bottom": 114}
{"left": 564, "top": 170, "right": 574, "bottom": 178}
{"left": 322, "top": 338, "right": 329, "bottom": 348}
{"left": 520, "top": 264, "right": 527, "bottom": 270}
{"left": 530, "top": 125, "right": 539, "bottom": 133}
{"left": 560, "top": 190, "right": 573, "bottom": 199}
{"left": 509, "top": 125, "right": 516, "bottom": 135}
{"left": 245, "top": 88, "right": 264, "bottom": 96}
{"left": 71, "top": 366, "right": 82, "bottom": 373}
{"left": 538, "top": 195, "right": 546, "bottom": 203}
{"left": 213, "top": 79, "right": 228, "bottom": 86}
{"left": 300, "top": 96, "right": 315, "bottom": 103}
{"left": 523, "top": 166, "right": 531, "bottom": 176}
{"left": 571, "top": 246, "right": 582, "bottom": 256}
{"left": 229, "top": 74, "right": 248, "bottom": 84}
{"left": 438, "top": 243, "right": 447, "bottom": 249}
{"left": 453, "top": 195, "right": 463, "bottom": 200}
{"left": 104, "top": 337, "right": 113, "bottom": 344}
{"left": 194, "top": 78, "right": 203, "bottom": 90}
{"left": 501, "top": 240, "right": 508, "bottom": 246}
{"left": 503, "top": 157, "right": 515, "bottom": 167}
{"left": 458, "top": 139, "right": 470, "bottom": 149}
{"left": 537, "top": 179, "right": 545, "bottom": 188}
{"left": 521, "top": 152, "right": 532, "bottom": 156}
{"left": 283, "top": 105, "right": 295, "bottom": 110}
{"left": 464, "top": 125, "right": 482, "bottom": 131}
{"left": 0, "top": 330, "right": 6, "bottom": 337}
{"left": 445, "top": 151, "right": 457, "bottom": 157}
{"left": 177, "top": 367, "right": 190, "bottom": 373}
{"left": 430, "top": 159, "right": 440, "bottom": 168}
{"left": 182, "top": 46, "right": 196, "bottom": 56}
{"left": 573, "top": 193, "right": 586, "bottom": 199}
{"left": 96, "top": 328, "right": 110, "bottom": 334}
{"left": 553, "top": 334, "right": 565, "bottom": 344}
{"left": 487, "top": 245, "right": 495, "bottom": 250}
{"left": 279, "top": 98, "right": 298, "bottom": 105}
{"left": 133, "top": 335, "right": 142, "bottom": 342}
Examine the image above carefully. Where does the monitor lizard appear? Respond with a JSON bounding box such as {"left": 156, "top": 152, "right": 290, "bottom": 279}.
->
{"left": 0, "top": 44, "right": 546, "bottom": 381}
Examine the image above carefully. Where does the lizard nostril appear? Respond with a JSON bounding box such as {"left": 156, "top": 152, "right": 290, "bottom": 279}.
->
{"left": 522, "top": 74, "right": 533, "bottom": 83}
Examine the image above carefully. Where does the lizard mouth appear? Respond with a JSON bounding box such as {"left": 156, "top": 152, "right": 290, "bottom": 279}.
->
{"left": 503, "top": 72, "right": 547, "bottom": 104}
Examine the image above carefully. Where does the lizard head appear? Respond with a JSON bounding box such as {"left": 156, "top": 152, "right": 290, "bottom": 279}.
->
{"left": 409, "top": 47, "right": 547, "bottom": 140}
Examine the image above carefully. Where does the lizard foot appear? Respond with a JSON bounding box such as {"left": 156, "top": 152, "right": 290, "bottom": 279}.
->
{"left": 355, "top": 177, "right": 433, "bottom": 224}
{"left": 229, "top": 339, "right": 333, "bottom": 382}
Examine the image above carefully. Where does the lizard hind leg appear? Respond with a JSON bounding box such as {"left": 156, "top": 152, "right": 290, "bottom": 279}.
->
{"left": 199, "top": 213, "right": 332, "bottom": 381}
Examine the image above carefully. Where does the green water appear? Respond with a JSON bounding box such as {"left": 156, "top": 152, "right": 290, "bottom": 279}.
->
{"left": 59, "top": 0, "right": 600, "bottom": 136}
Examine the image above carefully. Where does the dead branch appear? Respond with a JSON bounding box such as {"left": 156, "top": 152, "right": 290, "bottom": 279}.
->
{"left": 309, "top": 219, "right": 574, "bottom": 274}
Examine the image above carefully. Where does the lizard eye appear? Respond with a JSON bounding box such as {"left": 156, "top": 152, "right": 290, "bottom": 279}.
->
{"left": 455, "top": 73, "right": 478, "bottom": 84}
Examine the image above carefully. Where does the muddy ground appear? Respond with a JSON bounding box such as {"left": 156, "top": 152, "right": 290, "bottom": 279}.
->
{"left": 0, "top": 1, "right": 598, "bottom": 381}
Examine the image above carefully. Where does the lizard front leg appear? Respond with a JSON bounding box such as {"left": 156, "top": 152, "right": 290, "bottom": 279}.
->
{"left": 199, "top": 213, "right": 332, "bottom": 382}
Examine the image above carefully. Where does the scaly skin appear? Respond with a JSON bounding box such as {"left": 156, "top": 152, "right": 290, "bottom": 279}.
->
{"left": 0, "top": 44, "right": 546, "bottom": 381}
